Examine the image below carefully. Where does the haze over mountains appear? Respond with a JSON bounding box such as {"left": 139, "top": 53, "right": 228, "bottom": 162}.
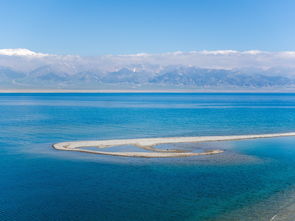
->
{"left": 1, "top": 49, "right": 295, "bottom": 91}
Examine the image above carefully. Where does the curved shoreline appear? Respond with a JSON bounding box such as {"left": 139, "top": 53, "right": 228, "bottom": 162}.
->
{"left": 52, "top": 132, "right": 295, "bottom": 158}
{"left": 70, "top": 148, "right": 224, "bottom": 158}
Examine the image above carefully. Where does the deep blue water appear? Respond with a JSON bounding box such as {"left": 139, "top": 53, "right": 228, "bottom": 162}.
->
{"left": 1, "top": 93, "right": 295, "bottom": 221}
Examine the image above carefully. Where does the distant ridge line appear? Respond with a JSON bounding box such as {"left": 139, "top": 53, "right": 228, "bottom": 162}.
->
{"left": 1, "top": 90, "right": 295, "bottom": 93}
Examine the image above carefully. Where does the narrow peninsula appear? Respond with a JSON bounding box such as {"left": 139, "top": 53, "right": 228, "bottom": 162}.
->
{"left": 53, "top": 132, "right": 295, "bottom": 158}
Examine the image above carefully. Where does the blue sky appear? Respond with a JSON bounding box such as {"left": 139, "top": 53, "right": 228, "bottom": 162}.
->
{"left": 0, "top": 0, "right": 294, "bottom": 55}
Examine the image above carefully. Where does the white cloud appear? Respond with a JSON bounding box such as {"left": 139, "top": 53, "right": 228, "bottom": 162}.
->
{"left": 242, "top": 50, "right": 264, "bottom": 55}
{"left": 0, "top": 48, "right": 48, "bottom": 57}
{"left": 1, "top": 49, "right": 295, "bottom": 75}
{"left": 199, "top": 50, "right": 238, "bottom": 55}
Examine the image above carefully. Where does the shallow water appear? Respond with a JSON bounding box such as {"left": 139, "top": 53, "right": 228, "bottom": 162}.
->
{"left": 1, "top": 93, "right": 295, "bottom": 221}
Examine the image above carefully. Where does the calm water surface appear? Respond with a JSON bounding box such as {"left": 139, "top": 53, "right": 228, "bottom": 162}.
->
{"left": 1, "top": 93, "right": 295, "bottom": 221}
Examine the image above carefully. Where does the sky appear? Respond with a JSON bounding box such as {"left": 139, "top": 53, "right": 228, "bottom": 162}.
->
{"left": 0, "top": 0, "right": 294, "bottom": 55}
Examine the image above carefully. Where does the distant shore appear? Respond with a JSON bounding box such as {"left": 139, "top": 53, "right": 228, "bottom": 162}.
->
{"left": 53, "top": 132, "right": 295, "bottom": 158}
{"left": 1, "top": 89, "right": 295, "bottom": 93}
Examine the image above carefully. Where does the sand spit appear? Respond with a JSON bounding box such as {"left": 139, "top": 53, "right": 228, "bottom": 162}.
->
{"left": 53, "top": 132, "right": 295, "bottom": 158}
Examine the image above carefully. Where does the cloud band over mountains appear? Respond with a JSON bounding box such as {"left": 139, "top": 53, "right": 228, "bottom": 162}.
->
{"left": 0, "top": 49, "right": 295, "bottom": 90}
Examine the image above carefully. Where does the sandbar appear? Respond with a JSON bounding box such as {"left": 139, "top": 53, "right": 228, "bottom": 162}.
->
{"left": 53, "top": 132, "right": 295, "bottom": 158}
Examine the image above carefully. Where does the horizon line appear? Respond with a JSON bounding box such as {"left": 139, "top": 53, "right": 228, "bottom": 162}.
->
{"left": 1, "top": 89, "right": 295, "bottom": 94}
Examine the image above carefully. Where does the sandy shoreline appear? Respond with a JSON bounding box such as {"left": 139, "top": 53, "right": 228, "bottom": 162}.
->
{"left": 1, "top": 89, "right": 295, "bottom": 93}
{"left": 53, "top": 132, "right": 295, "bottom": 158}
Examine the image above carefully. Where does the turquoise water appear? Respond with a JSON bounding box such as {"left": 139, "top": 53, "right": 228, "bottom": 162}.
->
{"left": 1, "top": 93, "right": 295, "bottom": 220}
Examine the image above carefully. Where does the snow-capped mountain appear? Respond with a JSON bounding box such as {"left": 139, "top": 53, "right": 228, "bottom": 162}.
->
{"left": 0, "top": 48, "right": 48, "bottom": 57}
{"left": 0, "top": 49, "right": 295, "bottom": 90}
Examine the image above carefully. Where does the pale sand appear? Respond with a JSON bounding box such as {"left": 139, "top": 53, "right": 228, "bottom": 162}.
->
{"left": 1, "top": 89, "right": 295, "bottom": 93}
{"left": 67, "top": 149, "right": 223, "bottom": 158}
{"left": 52, "top": 132, "right": 295, "bottom": 158}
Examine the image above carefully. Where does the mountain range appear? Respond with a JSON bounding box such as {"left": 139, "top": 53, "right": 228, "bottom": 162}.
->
{"left": 0, "top": 49, "right": 295, "bottom": 91}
